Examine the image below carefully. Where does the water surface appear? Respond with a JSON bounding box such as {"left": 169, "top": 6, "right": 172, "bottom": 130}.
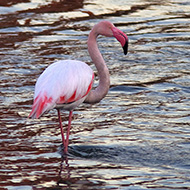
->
{"left": 0, "top": 0, "right": 190, "bottom": 189}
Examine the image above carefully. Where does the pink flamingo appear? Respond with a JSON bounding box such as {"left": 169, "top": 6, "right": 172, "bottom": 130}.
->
{"left": 29, "top": 21, "right": 128, "bottom": 154}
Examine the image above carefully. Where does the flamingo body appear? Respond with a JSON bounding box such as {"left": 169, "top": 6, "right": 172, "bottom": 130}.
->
{"left": 29, "top": 60, "right": 94, "bottom": 119}
{"left": 29, "top": 20, "right": 128, "bottom": 154}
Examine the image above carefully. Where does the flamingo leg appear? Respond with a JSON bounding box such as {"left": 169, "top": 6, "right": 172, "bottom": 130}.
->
{"left": 57, "top": 109, "right": 66, "bottom": 147}
{"left": 64, "top": 110, "right": 73, "bottom": 154}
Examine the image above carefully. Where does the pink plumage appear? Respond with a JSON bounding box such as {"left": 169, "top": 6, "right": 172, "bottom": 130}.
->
{"left": 29, "top": 60, "right": 94, "bottom": 118}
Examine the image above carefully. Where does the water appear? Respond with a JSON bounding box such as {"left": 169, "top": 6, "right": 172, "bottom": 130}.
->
{"left": 0, "top": 0, "right": 190, "bottom": 189}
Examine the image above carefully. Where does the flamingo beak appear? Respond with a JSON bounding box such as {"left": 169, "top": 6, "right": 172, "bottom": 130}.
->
{"left": 112, "top": 27, "right": 128, "bottom": 55}
{"left": 123, "top": 39, "right": 128, "bottom": 55}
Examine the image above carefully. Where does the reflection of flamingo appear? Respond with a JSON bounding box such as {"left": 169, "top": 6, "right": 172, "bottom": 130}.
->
{"left": 58, "top": 155, "right": 70, "bottom": 184}
{"left": 29, "top": 21, "right": 128, "bottom": 154}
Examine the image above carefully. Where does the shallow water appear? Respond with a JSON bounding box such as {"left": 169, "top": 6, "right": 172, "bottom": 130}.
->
{"left": 0, "top": 0, "right": 190, "bottom": 189}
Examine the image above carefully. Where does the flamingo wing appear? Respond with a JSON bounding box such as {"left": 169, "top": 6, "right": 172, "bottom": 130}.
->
{"left": 29, "top": 60, "right": 94, "bottom": 119}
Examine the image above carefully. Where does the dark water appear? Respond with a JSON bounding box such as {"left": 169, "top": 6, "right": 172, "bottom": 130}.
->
{"left": 0, "top": 0, "right": 190, "bottom": 189}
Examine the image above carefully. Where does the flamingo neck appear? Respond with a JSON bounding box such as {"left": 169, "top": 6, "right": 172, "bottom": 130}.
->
{"left": 84, "top": 25, "right": 110, "bottom": 104}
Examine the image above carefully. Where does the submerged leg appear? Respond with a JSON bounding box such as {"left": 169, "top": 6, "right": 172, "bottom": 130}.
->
{"left": 57, "top": 109, "right": 66, "bottom": 148}
{"left": 64, "top": 110, "right": 73, "bottom": 154}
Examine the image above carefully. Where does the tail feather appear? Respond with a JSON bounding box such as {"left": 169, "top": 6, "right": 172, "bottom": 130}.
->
{"left": 29, "top": 93, "right": 53, "bottom": 119}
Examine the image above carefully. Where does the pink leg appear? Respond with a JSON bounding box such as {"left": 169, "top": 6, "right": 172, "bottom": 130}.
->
{"left": 64, "top": 110, "right": 73, "bottom": 154}
{"left": 57, "top": 109, "right": 66, "bottom": 147}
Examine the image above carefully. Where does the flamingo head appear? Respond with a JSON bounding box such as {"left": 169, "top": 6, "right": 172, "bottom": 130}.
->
{"left": 92, "top": 20, "right": 129, "bottom": 55}
{"left": 111, "top": 26, "right": 128, "bottom": 55}
{"left": 100, "top": 21, "right": 128, "bottom": 55}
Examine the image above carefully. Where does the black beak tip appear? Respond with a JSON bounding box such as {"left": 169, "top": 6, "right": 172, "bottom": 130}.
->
{"left": 123, "top": 40, "right": 128, "bottom": 55}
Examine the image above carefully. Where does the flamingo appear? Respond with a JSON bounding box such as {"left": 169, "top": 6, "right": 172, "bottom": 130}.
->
{"left": 29, "top": 20, "right": 128, "bottom": 154}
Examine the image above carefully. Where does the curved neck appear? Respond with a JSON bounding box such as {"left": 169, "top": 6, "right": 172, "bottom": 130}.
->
{"left": 84, "top": 26, "right": 110, "bottom": 104}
